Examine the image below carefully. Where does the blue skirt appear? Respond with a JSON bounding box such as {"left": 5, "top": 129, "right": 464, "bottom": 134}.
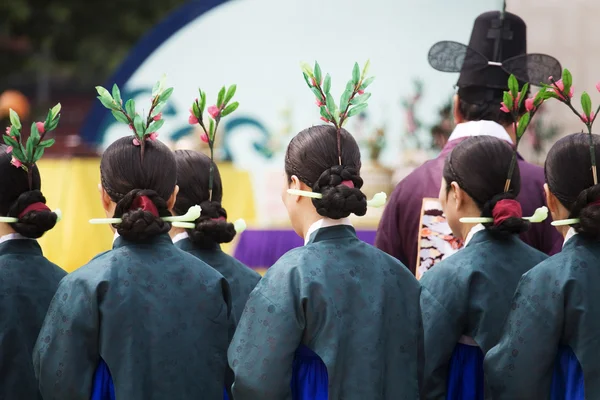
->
{"left": 91, "top": 359, "right": 115, "bottom": 400}
{"left": 291, "top": 344, "right": 328, "bottom": 400}
{"left": 550, "top": 345, "right": 584, "bottom": 400}
{"left": 446, "top": 343, "right": 485, "bottom": 400}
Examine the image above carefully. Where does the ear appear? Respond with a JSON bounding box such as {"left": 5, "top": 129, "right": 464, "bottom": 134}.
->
{"left": 450, "top": 181, "right": 464, "bottom": 210}
{"left": 99, "top": 184, "right": 112, "bottom": 215}
{"left": 453, "top": 94, "right": 464, "bottom": 124}
{"left": 166, "top": 185, "right": 179, "bottom": 211}
{"left": 289, "top": 175, "right": 303, "bottom": 203}
{"left": 544, "top": 183, "right": 559, "bottom": 215}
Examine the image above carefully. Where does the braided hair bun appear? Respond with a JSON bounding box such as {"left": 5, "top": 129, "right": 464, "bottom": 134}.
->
{"left": 312, "top": 165, "right": 367, "bottom": 219}
{"left": 187, "top": 200, "right": 236, "bottom": 249}
{"left": 8, "top": 190, "right": 57, "bottom": 238}
{"left": 480, "top": 193, "right": 530, "bottom": 237}
{"left": 113, "top": 189, "right": 171, "bottom": 242}
{"left": 568, "top": 185, "right": 600, "bottom": 239}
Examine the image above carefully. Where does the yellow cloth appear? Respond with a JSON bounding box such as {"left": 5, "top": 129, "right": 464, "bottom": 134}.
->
{"left": 36, "top": 159, "right": 255, "bottom": 272}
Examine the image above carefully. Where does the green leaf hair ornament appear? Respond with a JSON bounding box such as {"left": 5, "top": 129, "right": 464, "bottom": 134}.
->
{"left": 288, "top": 60, "right": 387, "bottom": 209}
{"left": 95, "top": 74, "right": 173, "bottom": 161}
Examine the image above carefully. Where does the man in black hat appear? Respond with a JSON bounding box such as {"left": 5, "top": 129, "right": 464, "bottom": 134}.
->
{"left": 375, "top": 10, "right": 563, "bottom": 277}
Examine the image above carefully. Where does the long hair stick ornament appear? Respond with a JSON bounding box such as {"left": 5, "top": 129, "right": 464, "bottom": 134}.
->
{"left": 90, "top": 205, "right": 202, "bottom": 229}
{"left": 188, "top": 84, "right": 239, "bottom": 201}
{"left": 290, "top": 60, "right": 386, "bottom": 208}
{"left": 95, "top": 75, "right": 173, "bottom": 161}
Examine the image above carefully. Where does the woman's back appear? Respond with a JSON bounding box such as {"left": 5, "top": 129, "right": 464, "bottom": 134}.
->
{"left": 229, "top": 225, "right": 422, "bottom": 399}
{"left": 34, "top": 234, "right": 232, "bottom": 400}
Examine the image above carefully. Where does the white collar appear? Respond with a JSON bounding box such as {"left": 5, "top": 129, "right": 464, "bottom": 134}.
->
{"left": 304, "top": 217, "right": 352, "bottom": 245}
{"left": 464, "top": 224, "right": 486, "bottom": 247}
{"left": 113, "top": 232, "right": 120, "bottom": 245}
{"left": 563, "top": 227, "right": 577, "bottom": 248}
{"left": 448, "top": 121, "right": 513, "bottom": 144}
{"left": 172, "top": 231, "right": 189, "bottom": 244}
{"left": 0, "top": 233, "right": 28, "bottom": 245}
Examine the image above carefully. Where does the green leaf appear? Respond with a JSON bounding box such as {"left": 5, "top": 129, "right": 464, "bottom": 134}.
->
{"left": 350, "top": 92, "right": 371, "bottom": 105}
{"left": 111, "top": 111, "right": 130, "bottom": 124}
{"left": 339, "top": 90, "right": 352, "bottom": 113}
{"left": 30, "top": 122, "right": 40, "bottom": 141}
{"left": 359, "top": 76, "right": 375, "bottom": 90}
{"left": 314, "top": 61, "right": 322, "bottom": 86}
{"left": 47, "top": 114, "right": 60, "bottom": 131}
{"left": 9, "top": 109, "right": 21, "bottom": 130}
{"left": 311, "top": 87, "right": 323, "bottom": 101}
{"left": 125, "top": 99, "right": 136, "bottom": 117}
{"left": 95, "top": 86, "right": 111, "bottom": 100}
{"left": 200, "top": 92, "right": 207, "bottom": 114}
{"left": 217, "top": 86, "right": 226, "bottom": 107}
{"left": 112, "top": 84, "right": 122, "bottom": 106}
{"left": 562, "top": 68, "right": 572, "bottom": 95}
{"left": 151, "top": 102, "right": 166, "bottom": 117}
{"left": 34, "top": 146, "right": 45, "bottom": 162}
{"left": 152, "top": 80, "right": 161, "bottom": 97}
{"left": 9, "top": 126, "right": 19, "bottom": 138}
{"left": 192, "top": 102, "right": 200, "bottom": 118}
{"left": 533, "top": 90, "right": 546, "bottom": 107}
{"left": 158, "top": 87, "right": 174, "bottom": 103}
{"left": 361, "top": 59, "right": 371, "bottom": 79}
{"left": 209, "top": 118, "right": 215, "bottom": 140}
{"left": 146, "top": 119, "right": 165, "bottom": 134}
{"left": 12, "top": 146, "right": 25, "bottom": 162}
{"left": 581, "top": 92, "right": 592, "bottom": 117}
{"left": 224, "top": 85, "right": 237, "bottom": 105}
{"left": 347, "top": 102, "right": 369, "bottom": 118}
{"left": 133, "top": 114, "right": 145, "bottom": 137}
{"left": 50, "top": 103, "right": 61, "bottom": 120}
{"left": 44, "top": 110, "right": 53, "bottom": 127}
{"left": 221, "top": 101, "right": 239, "bottom": 117}
{"left": 97, "top": 95, "right": 117, "bottom": 110}
{"left": 39, "top": 139, "right": 55, "bottom": 148}
{"left": 516, "top": 112, "right": 531, "bottom": 138}
{"left": 326, "top": 93, "right": 337, "bottom": 116}
{"left": 300, "top": 62, "right": 314, "bottom": 78}
{"left": 3, "top": 135, "right": 19, "bottom": 148}
{"left": 302, "top": 72, "right": 312, "bottom": 89}
{"left": 503, "top": 91, "right": 514, "bottom": 110}
{"left": 508, "top": 74, "right": 519, "bottom": 98}
{"left": 319, "top": 106, "right": 331, "bottom": 121}
{"left": 323, "top": 74, "right": 331, "bottom": 93}
{"left": 25, "top": 135, "right": 35, "bottom": 160}
{"left": 345, "top": 80, "right": 354, "bottom": 92}
{"left": 518, "top": 83, "right": 529, "bottom": 108}
{"left": 352, "top": 62, "right": 360, "bottom": 85}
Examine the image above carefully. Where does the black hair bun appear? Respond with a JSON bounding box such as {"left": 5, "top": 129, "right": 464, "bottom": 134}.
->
{"left": 481, "top": 193, "right": 530, "bottom": 237}
{"left": 188, "top": 200, "right": 236, "bottom": 249}
{"left": 114, "top": 189, "right": 170, "bottom": 242}
{"left": 312, "top": 165, "right": 367, "bottom": 219}
{"left": 8, "top": 190, "right": 57, "bottom": 239}
{"left": 570, "top": 184, "right": 600, "bottom": 239}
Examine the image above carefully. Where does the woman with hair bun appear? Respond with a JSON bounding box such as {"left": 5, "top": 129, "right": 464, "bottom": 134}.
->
{"left": 171, "top": 149, "right": 260, "bottom": 323}
{"left": 0, "top": 107, "right": 66, "bottom": 400}
{"left": 485, "top": 132, "right": 600, "bottom": 399}
{"left": 229, "top": 61, "right": 423, "bottom": 400}
{"left": 33, "top": 82, "right": 233, "bottom": 400}
{"left": 420, "top": 134, "right": 549, "bottom": 399}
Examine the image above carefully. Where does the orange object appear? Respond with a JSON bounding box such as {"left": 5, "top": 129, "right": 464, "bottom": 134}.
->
{"left": 0, "top": 90, "right": 30, "bottom": 119}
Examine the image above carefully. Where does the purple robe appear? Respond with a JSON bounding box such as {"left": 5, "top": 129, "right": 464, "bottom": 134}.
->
{"left": 375, "top": 137, "right": 562, "bottom": 275}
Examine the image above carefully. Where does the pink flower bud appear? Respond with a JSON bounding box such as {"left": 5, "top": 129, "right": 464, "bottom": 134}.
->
{"left": 581, "top": 112, "right": 595, "bottom": 123}
{"left": 596, "top": 82, "right": 600, "bottom": 93}
{"left": 129, "top": 124, "right": 134, "bottom": 131}
{"left": 5, "top": 146, "right": 13, "bottom": 154}
{"left": 500, "top": 103, "right": 510, "bottom": 113}
{"left": 188, "top": 115, "right": 199, "bottom": 125}
{"left": 207, "top": 105, "right": 220, "bottom": 119}
{"left": 525, "top": 98, "right": 535, "bottom": 112}
{"left": 320, "top": 116, "right": 330, "bottom": 123}
{"left": 5, "top": 126, "right": 11, "bottom": 135}
{"left": 36, "top": 122, "right": 45, "bottom": 134}
{"left": 10, "top": 157, "right": 22, "bottom": 168}
{"left": 553, "top": 79, "right": 574, "bottom": 100}
{"left": 311, "top": 77, "right": 317, "bottom": 87}
{"left": 132, "top": 138, "right": 141, "bottom": 146}
{"left": 358, "top": 90, "right": 365, "bottom": 95}
{"left": 315, "top": 99, "right": 324, "bottom": 107}
{"left": 149, "top": 132, "right": 159, "bottom": 141}
{"left": 200, "top": 133, "right": 209, "bottom": 143}
{"left": 153, "top": 113, "right": 162, "bottom": 121}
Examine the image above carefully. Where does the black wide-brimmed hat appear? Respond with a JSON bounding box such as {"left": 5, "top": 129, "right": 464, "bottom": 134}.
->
{"left": 428, "top": 10, "right": 562, "bottom": 91}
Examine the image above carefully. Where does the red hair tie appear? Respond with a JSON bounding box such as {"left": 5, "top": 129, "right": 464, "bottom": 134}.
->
{"left": 341, "top": 180, "right": 354, "bottom": 188}
{"left": 18, "top": 202, "right": 50, "bottom": 219}
{"left": 211, "top": 216, "right": 226, "bottom": 222}
{"left": 588, "top": 199, "right": 600, "bottom": 208}
{"left": 131, "top": 195, "right": 158, "bottom": 217}
{"left": 492, "top": 199, "right": 523, "bottom": 226}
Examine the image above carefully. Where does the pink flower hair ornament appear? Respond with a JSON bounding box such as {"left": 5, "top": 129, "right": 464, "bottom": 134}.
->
{"left": 188, "top": 84, "right": 240, "bottom": 201}
{"left": 95, "top": 74, "right": 173, "bottom": 160}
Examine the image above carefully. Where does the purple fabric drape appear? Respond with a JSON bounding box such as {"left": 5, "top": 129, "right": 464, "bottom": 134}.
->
{"left": 234, "top": 229, "right": 377, "bottom": 268}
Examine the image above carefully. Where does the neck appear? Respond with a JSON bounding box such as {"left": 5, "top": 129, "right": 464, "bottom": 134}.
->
{"left": 0, "top": 223, "right": 16, "bottom": 237}
{"left": 557, "top": 225, "right": 571, "bottom": 239}
{"left": 169, "top": 227, "right": 185, "bottom": 239}
{"left": 459, "top": 222, "right": 477, "bottom": 241}
{"left": 300, "top": 212, "right": 323, "bottom": 240}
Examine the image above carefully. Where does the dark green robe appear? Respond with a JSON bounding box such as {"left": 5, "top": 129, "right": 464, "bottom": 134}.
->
{"left": 0, "top": 238, "right": 66, "bottom": 400}
{"left": 228, "top": 225, "right": 423, "bottom": 400}
{"left": 33, "top": 234, "right": 233, "bottom": 400}
{"left": 485, "top": 233, "right": 600, "bottom": 399}
{"left": 419, "top": 229, "right": 548, "bottom": 399}
{"left": 175, "top": 237, "right": 260, "bottom": 323}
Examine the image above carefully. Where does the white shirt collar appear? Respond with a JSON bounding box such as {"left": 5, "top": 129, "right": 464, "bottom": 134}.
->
{"left": 172, "top": 231, "right": 189, "bottom": 243}
{"left": 563, "top": 227, "right": 577, "bottom": 248}
{"left": 464, "top": 224, "right": 486, "bottom": 247}
{"left": 0, "top": 233, "right": 28, "bottom": 245}
{"left": 448, "top": 120, "right": 513, "bottom": 144}
{"left": 113, "top": 232, "right": 120, "bottom": 245}
{"left": 304, "top": 217, "right": 352, "bottom": 245}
